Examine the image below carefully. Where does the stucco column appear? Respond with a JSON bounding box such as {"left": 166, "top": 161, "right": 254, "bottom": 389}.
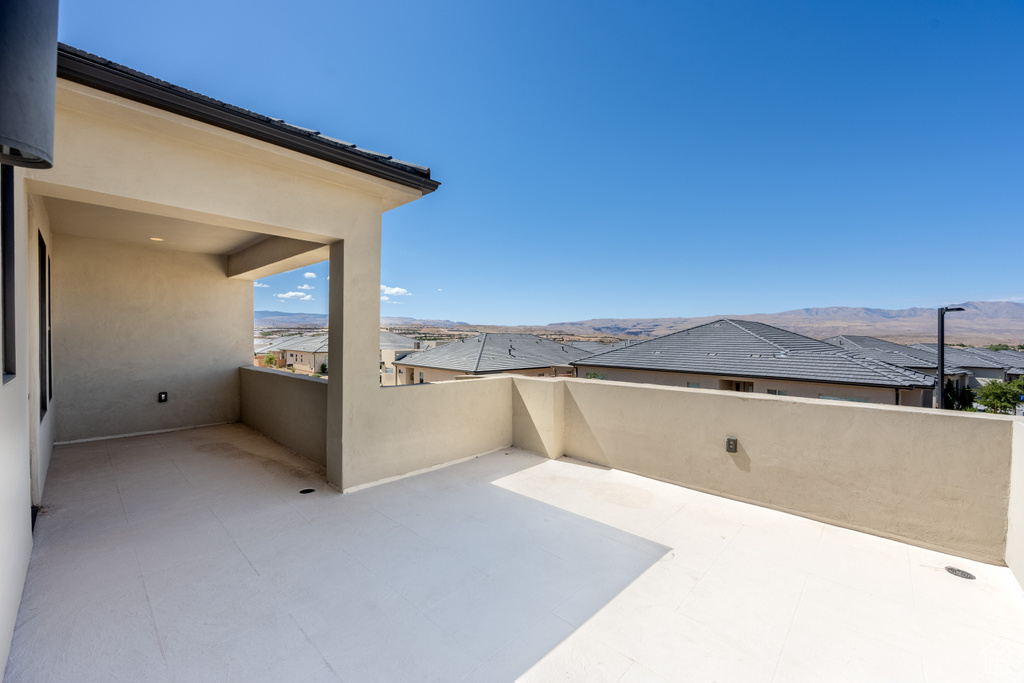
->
{"left": 325, "top": 220, "right": 382, "bottom": 488}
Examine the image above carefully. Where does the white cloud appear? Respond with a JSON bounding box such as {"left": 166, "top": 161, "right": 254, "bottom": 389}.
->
{"left": 276, "top": 292, "right": 314, "bottom": 301}
{"left": 297, "top": 284, "right": 314, "bottom": 290}
{"left": 380, "top": 284, "right": 411, "bottom": 296}
{"left": 304, "top": 272, "right": 317, "bottom": 279}
{"left": 380, "top": 295, "right": 389, "bottom": 301}
{"left": 437, "top": 288, "right": 443, "bottom": 292}
{"left": 254, "top": 281, "right": 269, "bottom": 288}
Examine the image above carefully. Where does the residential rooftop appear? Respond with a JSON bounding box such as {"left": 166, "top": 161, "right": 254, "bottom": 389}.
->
{"left": 257, "top": 334, "right": 330, "bottom": 355}
{"left": 577, "top": 320, "right": 935, "bottom": 389}
{"left": 379, "top": 331, "right": 423, "bottom": 351}
{"left": 395, "top": 333, "right": 592, "bottom": 374}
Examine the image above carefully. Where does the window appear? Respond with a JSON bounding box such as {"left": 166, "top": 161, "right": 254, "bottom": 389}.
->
{"left": 38, "top": 232, "right": 50, "bottom": 418}
{"left": 818, "top": 395, "right": 868, "bottom": 403}
{"left": 1, "top": 165, "right": 14, "bottom": 382}
{"left": 686, "top": 382, "right": 700, "bottom": 388}
{"left": 767, "top": 389, "right": 787, "bottom": 396}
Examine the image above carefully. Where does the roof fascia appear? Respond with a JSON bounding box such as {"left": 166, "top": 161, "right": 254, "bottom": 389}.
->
{"left": 56, "top": 46, "right": 440, "bottom": 196}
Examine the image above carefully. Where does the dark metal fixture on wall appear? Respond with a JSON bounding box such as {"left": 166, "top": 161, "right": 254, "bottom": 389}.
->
{"left": 0, "top": 0, "right": 60, "bottom": 168}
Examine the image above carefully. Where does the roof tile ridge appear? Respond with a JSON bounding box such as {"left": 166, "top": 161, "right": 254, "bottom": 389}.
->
{"left": 837, "top": 351, "right": 928, "bottom": 385}
{"left": 473, "top": 333, "right": 488, "bottom": 373}
{"left": 724, "top": 319, "right": 791, "bottom": 353}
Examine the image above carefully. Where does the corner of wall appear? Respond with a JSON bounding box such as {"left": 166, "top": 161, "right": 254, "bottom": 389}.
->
{"left": 1006, "top": 419, "right": 1024, "bottom": 590}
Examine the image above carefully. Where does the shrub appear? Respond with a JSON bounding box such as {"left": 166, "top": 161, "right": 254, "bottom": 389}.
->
{"left": 974, "top": 378, "right": 1024, "bottom": 415}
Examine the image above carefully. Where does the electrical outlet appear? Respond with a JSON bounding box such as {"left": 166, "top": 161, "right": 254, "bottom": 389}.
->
{"left": 158, "top": 392, "right": 168, "bottom": 403}
{"left": 726, "top": 437, "right": 738, "bottom": 453}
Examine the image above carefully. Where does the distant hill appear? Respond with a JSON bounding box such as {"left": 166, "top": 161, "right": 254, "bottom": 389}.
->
{"left": 380, "top": 316, "right": 469, "bottom": 328}
{"left": 538, "top": 301, "right": 1024, "bottom": 344}
{"left": 255, "top": 310, "right": 328, "bottom": 327}
{"left": 263, "top": 301, "right": 1024, "bottom": 345}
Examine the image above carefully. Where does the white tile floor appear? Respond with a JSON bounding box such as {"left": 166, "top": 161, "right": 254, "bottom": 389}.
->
{"left": 5, "top": 423, "right": 1024, "bottom": 682}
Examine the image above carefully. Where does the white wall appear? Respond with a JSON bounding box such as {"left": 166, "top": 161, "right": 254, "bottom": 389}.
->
{"left": 52, "top": 234, "right": 252, "bottom": 441}
{"left": 1007, "top": 419, "right": 1024, "bottom": 587}
{"left": 0, "top": 169, "right": 33, "bottom": 679}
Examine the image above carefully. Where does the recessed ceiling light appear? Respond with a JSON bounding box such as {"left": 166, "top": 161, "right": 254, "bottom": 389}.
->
{"left": 149, "top": 237, "right": 164, "bottom": 242}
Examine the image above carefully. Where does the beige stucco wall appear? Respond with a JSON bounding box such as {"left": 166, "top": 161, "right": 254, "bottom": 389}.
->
{"left": 512, "top": 377, "right": 564, "bottom": 460}
{"left": 341, "top": 377, "right": 513, "bottom": 490}
{"left": 281, "top": 350, "right": 327, "bottom": 374}
{"left": 0, "top": 170, "right": 33, "bottom": 679}
{"left": 1007, "top": 419, "right": 1024, "bottom": 587}
{"left": 26, "top": 195, "right": 55, "bottom": 504}
{"left": 573, "top": 365, "right": 927, "bottom": 406}
{"left": 394, "top": 363, "right": 561, "bottom": 385}
{"left": 551, "top": 379, "right": 1014, "bottom": 563}
{"left": 240, "top": 367, "right": 327, "bottom": 466}
{"left": 52, "top": 234, "right": 252, "bottom": 441}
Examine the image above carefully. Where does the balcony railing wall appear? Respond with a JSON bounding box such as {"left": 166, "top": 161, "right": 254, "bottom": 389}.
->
{"left": 242, "top": 371, "right": 1024, "bottom": 579}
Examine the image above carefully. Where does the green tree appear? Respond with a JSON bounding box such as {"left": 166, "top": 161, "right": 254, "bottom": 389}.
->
{"left": 986, "top": 344, "right": 1011, "bottom": 351}
{"left": 263, "top": 353, "right": 277, "bottom": 367}
{"left": 584, "top": 371, "right": 607, "bottom": 380}
{"left": 974, "top": 378, "right": 1024, "bottom": 415}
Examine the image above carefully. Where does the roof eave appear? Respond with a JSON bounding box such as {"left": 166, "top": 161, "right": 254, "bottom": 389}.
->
{"left": 570, "top": 362, "right": 934, "bottom": 390}
{"left": 56, "top": 45, "right": 440, "bottom": 195}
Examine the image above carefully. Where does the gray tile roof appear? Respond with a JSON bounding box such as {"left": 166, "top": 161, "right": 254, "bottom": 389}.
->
{"left": 257, "top": 334, "right": 329, "bottom": 354}
{"left": 908, "top": 344, "right": 1005, "bottom": 369}
{"left": 568, "top": 340, "right": 642, "bottom": 353}
{"left": 395, "top": 333, "right": 592, "bottom": 373}
{"left": 56, "top": 45, "right": 439, "bottom": 195}
{"left": 379, "top": 331, "right": 422, "bottom": 350}
{"left": 574, "top": 320, "right": 934, "bottom": 389}
{"left": 961, "top": 348, "right": 1024, "bottom": 374}
{"left": 823, "top": 335, "right": 968, "bottom": 374}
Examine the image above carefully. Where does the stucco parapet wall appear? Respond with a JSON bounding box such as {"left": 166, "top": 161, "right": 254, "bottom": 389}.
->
{"left": 239, "top": 366, "right": 328, "bottom": 467}
{"left": 507, "top": 376, "right": 1018, "bottom": 564}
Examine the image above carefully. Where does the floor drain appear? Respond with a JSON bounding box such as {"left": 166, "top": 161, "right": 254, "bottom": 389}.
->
{"left": 945, "top": 566, "right": 976, "bottom": 580}
{"left": 299, "top": 488, "right": 315, "bottom": 494}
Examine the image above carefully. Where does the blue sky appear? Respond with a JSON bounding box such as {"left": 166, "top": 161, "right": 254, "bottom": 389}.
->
{"left": 59, "top": 1, "right": 1023, "bottom": 324}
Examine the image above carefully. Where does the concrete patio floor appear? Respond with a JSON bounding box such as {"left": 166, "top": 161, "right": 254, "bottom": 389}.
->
{"left": 5, "top": 423, "right": 1024, "bottom": 682}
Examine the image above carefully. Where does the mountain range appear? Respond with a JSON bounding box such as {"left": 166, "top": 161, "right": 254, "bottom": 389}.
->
{"left": 259, "top": 301, "right": 1024, "bottom": 344}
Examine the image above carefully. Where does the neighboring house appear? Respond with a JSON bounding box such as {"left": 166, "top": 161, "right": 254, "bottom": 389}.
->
{"left": 379, "top": 330, "right": 425, "bottom": 385}
{"left": 908, "top": 343, "right": 1008, "bottom": 387}
{"left": 274, "top": 335, "right": 329, "bottom": 374}
{"left": 962, "top": 348, "right": 1024, "bottom": 381}
{"left": 824, "top": 335, "right": 973, "bottom": 391}
{"left": 255, "top": 333, "right": 328, "bottom": 372}
{"left": 574, "top": 320, "right": 935, "bottom": 406}
{"left": 394, "top": 333, "right": 591, "bottom": 384}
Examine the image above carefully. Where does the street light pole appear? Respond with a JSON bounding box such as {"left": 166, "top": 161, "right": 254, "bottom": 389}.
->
{"left": 936, "top": 306, "right": 965, "bottom": 409}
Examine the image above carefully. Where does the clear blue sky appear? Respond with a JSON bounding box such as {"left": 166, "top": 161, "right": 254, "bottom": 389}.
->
{"left": 59, "top": 1, "right": 1023, "bottom": 324}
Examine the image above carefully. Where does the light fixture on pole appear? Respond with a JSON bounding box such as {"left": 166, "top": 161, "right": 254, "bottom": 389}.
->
{"left": 936, "top": 306, "right": 965, "bottom": 409}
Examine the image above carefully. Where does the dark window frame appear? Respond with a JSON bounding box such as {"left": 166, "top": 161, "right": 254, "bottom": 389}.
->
{"left": 38, "top": 232, "right": 49, "bottom": 418}
{"left": 1, "top": 165, "right": 15, "bottom": 383}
